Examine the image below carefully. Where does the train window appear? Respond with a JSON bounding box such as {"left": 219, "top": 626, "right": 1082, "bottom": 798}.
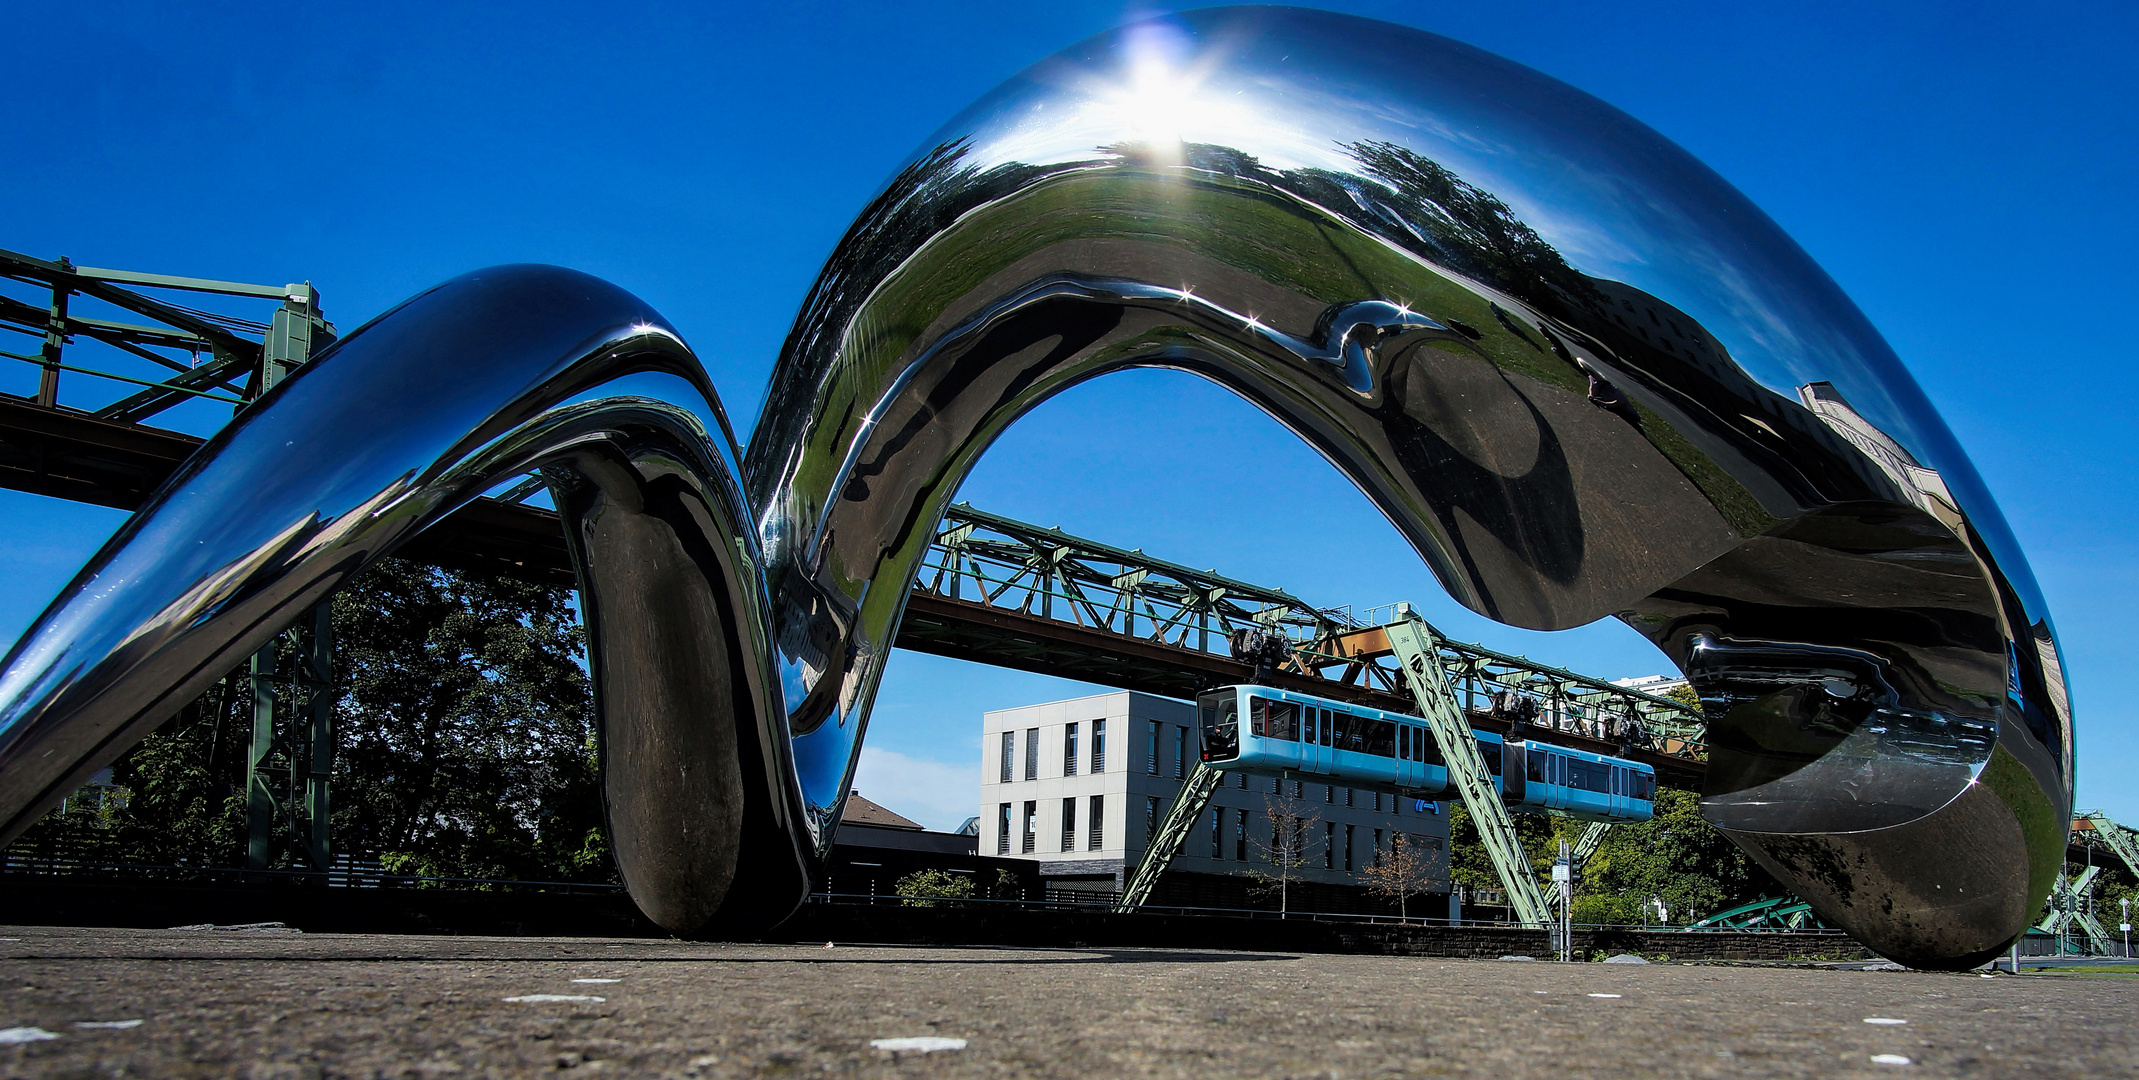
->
{"left": 1399, "top": 726, "right": 1410, "bottom": 760}
{"left": 1365, "top": 718, "right": 1396, "bottom": 757}
{"left": 1201, "top": 692, "right": 1239, "bottom": 762}
{"left": 1567, "top": 759, "right": 1611, "bottom": 793}
{"left": 1412, "top": 728, "right": 1444, "bottom": 767}
{"left": 1633, "top": 771, "right": 1655, "bottom": 801}
{"left": 1479, "top": 741, "right": 1502, "bottom": 775}
{"left": 1526, "top": 750, "right": 1547, "bottom": 783}
{"left": 1251, "top": 698, "right": 1299, "bottom": 740}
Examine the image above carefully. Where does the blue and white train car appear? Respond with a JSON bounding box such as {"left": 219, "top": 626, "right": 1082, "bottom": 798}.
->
{"left": 1196, "top": 684, "right": 1655, "bottom": 823}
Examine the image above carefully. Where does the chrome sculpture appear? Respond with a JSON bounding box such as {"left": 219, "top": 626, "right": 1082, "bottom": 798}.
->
{"left": 0, "top": 8, "right": 2070, "bottom": 968}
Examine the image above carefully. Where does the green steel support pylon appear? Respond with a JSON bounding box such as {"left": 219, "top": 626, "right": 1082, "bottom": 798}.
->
{"left": 1384, "top": 614, "right": 1551, "bottom": 928}
{"left": 245, "top": 603, "right": 334, "bottom": 872}
{"left": 2036, "top": 866, "right": 2114, "bottom": 955}
{"left": 1573, "top": 821, "right": 1612, "bottom": 868}
{"left": 1115, "top": 762, "right": 1223, "bottom": 912}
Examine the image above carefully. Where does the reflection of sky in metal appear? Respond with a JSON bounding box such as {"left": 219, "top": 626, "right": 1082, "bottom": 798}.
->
{"left": 915, "top": 8, "right": 2048, "bottom": 622}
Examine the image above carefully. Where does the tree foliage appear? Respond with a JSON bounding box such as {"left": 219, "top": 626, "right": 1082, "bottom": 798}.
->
{"left": 1578, "top": 789, "right": 1782, "bottom": 924}
{"left": 9, "top": 559, "right": 612, "bottom": 885}
{"left": 1447, "top": 787, "right": 1784, "bottom": 924}
{"left": 894, "top": 868, "right": 975, "bottom": 908}
{"left": 332, "top": 559, "right": 607, "bottom": 883}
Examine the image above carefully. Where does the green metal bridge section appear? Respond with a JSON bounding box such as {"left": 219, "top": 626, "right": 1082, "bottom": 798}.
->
{"left": 2036, "top": 865, "right": 2114, "bottom": 955}
{"left": 908, "top": 504, "right": 1710, "bottom": 776}
{"left": 1382, "top": 614, "right": 1552, "bottom": 927}
{"left": 1, "top": 249, "right": 341, "bottom": 873}
{"left": 1114, "top": 762, "right": 1223, "bottom": 913}
{"left": 1694, "top": 895, "right": 1831, "bottom": 932}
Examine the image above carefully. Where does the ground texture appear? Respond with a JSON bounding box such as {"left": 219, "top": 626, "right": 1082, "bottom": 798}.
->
{"left": 0, "top": 925, "right": 2130, "bottom": 1078}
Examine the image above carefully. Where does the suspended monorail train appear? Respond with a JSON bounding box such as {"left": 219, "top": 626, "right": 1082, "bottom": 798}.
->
{"left": 1197, "top": 685, "right": 1656, "bottom": 824}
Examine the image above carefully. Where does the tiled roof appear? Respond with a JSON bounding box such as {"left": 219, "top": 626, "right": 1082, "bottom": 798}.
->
{"left": 841, "top": 791, "right": 924, "bottom": 830}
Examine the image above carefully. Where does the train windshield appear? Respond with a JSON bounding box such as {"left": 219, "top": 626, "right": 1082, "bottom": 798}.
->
{"left": 1200, "top": 690, "right": 1240, "bottom": 762}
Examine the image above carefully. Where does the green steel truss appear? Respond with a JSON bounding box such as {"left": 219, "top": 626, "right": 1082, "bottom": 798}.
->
{"left": 1385, "top": 614, "right": 1552, "bottom": 927}
{"left": 920, "top": 502, "right": 1344, "bottom": 653}
{"left": 2036, "top": 865, "right": 2114, "bottom": 954}
{"left": 0, "top": 247, "right": 333, "bottom": 423}
{"left": 1572, "top": 821, "right": 1612, "bottom": 868}
{"left": 1694, "top": 895, "right": 1831, "bottom": 932}
{"left": 915, "top": 504, "right": 1708, "bottom": 765}
{"left": 246, "top": 604, "right": 335, "bottom": 872}
{"left": 2076, "top": 811, "right": 2139, "bottom": 882}
{"left": 1114, "top": 762, "right": 1223, "bottom": 912}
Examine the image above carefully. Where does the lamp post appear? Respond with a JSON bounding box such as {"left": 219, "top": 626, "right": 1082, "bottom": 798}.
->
{"left": 2121, "top": 897, "right": 2131, "bottom": 960}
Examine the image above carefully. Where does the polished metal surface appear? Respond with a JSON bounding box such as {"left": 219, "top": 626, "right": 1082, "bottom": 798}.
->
{"left": 0, "top": 8, "right": 2071, "bottom": 968}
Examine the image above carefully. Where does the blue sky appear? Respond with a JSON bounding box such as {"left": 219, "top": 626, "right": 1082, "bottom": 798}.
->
{"left": 5, "top": 1, "right": 2134, "bottom": 831}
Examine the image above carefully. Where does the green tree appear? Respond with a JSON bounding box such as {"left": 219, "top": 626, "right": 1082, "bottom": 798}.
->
{"left": 331, "top": 559, "right": 608, "bottom": 884}
{"left": 10, "top": 670, "right": 256, "bottom": 869}
{"left": 1579, "top": 788, "right": 1782, "bottom": 924}
{"left": 7, "top": 558, "right": 612, "bottom": 886}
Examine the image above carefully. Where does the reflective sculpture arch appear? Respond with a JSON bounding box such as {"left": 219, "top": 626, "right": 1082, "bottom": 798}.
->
{"left": 0, "top": 9, "right": 2071, "bottom": 969}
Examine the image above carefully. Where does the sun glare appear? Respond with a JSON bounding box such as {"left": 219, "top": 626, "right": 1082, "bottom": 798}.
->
{"left": 1094, "top": 22, "right": 1245, "bottom": 158}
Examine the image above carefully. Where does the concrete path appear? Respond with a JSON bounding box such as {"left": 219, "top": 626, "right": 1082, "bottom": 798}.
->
{"left": 1, "top": 925, "right": 2131, "bottom": 1078}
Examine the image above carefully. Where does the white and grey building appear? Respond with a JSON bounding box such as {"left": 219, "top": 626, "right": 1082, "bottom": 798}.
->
{"left": 980, "top": 691, "right": 1452, "bottom": 903}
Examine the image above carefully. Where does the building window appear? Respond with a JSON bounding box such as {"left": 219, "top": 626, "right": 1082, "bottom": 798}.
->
{"left": 1024, "top": 728, "right": 1039, "bottom": 780}
{"left": 1209, "top": 808, "right": 1223, "bottom": 859}
{"left": 1325, "top": 784, "right": 1334, "bottom": 804}
{"left": 999, "top": 732, "right": 1014, "bottom": 784}
{"left": 1062, "top": 797, "right": 1077, "bottom": 851}
{"left": 1345, "top": 787, "right": 1355, "bottom": 808}
{"left": 1372, "top": 828, "right": 1384, "bottom": 867}
{"left": 1235, "top": 808, "right": 1247, "bottom": 861}
{"left": 1236, "top": 772, "right": 1247, "bottom": 790}
{"left": 1145, "top": 796, "right": 1162, "bottom": 843}
{"left": 1089, "top": 795, "right": 1104, "bottom": 850}
{"left": 1272, "top": 777, "right": 1282, "bottom": 795}
{"left": 1093, "top": 719, "right": 1107, "bottom": 772}
{"left": 1325, "top": 821, "right": 1337, "bottom": 869}
{"left": 1291, "top": 780, "right": 1303, "bottom": 799}
{"left": 1063, "top": 723, "right": 1079, "bottom": 776}
{"left": 1173, "top": 726, "right": 1187, "bottom": 779}
{"left": 1344, "top": 824, "right": 1355, "bottom": 872}
{"left": 1021, "top": 801, "right": 1037, "bottom": 854}
{"left": 997, "top": 803, "right": 1011, "bottom": 855}
{"left": 1147, "top": 720, "right": 1162, "bottom": 775}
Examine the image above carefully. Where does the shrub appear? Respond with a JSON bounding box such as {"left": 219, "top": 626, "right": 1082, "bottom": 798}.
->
{"left": 894, "top": 868, "right": 974, "bottom": 908}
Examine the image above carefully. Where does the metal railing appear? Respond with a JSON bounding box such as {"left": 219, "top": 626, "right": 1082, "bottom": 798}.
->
{"left": 1, "top": 841, "right": 622, "bottom": 895}
{"left": 0, "top": 247, "right": 333, "bottom": 424}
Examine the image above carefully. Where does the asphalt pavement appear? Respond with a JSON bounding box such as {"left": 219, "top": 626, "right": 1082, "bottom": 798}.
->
{"left": 2, "top": 925, "right": 2132, "bottom": 1078}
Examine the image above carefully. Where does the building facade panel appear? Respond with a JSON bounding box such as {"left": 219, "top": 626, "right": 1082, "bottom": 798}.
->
{"left": 981, "top": 691, "right": 1453, "bottom": 899}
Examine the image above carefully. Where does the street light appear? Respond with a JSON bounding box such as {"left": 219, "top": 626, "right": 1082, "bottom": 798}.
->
{"left": 2121, "top": 896, "right": 2131, "bottom": 960}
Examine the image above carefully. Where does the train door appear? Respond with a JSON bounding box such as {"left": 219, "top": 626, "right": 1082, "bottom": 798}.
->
{"left": 1303, "top": 704, "right": 1327, "bottom": 777}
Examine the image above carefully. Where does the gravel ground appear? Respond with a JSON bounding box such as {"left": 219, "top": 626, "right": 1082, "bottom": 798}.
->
{"left": 1, "top": 925, "right": 2131, "bottom": 1078}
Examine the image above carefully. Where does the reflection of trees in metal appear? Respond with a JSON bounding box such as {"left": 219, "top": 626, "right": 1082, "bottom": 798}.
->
{"left": 0, "top": 8, "right": 2072, "bottom": 969}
